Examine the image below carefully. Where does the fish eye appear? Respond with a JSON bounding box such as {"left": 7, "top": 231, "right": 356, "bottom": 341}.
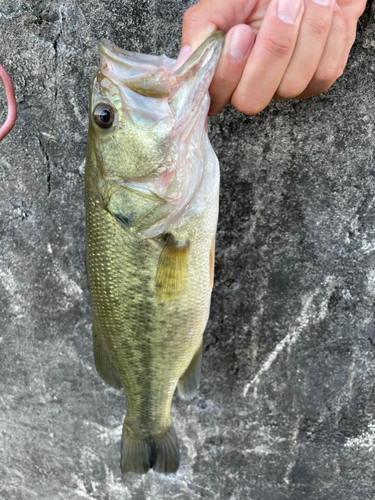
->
{"left": 94, "top": 104, "right": 115, "bottom": 129}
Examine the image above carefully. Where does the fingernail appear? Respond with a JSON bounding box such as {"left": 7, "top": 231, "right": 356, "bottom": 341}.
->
{"left": 229, "top": 26, "right": 254, "bottom": 61}
{"left": 278, "top": 0, "right": 302, "bottom": 25}
{"left": 174, "top": 46, "right": 192, "bottom": 70}
{"left": 333, "top": 2, "right": 339, "bottom": 10}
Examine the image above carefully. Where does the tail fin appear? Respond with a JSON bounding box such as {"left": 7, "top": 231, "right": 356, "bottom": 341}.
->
{"left": 121, "top": 424, "right": 180, "bottom": 474}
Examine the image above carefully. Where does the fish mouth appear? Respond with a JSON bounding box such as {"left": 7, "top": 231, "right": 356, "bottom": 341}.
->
{"left": 98, "top": 39, "right": 176, "bottom": 98}
{"left": 98, "top": 31, "right": 225, "bottom": 99}
{"left": 172, "top": 31, "right": 225, "bottom": 76}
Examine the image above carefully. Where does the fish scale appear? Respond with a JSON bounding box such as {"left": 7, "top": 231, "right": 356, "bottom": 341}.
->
{"left": 87, "top": 187, "right": 207, "bottom": 428}
{"left": 85, "top": 31, "right": 224, "bottom": 474}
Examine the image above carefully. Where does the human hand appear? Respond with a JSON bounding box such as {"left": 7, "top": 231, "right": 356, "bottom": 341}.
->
{"left": 175, "top": 0, "right": 367, "bottom": 115}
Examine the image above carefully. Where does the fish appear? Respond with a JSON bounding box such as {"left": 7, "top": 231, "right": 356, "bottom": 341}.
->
{"left": 85, "top": 31, "right": 224, "bottom": 474}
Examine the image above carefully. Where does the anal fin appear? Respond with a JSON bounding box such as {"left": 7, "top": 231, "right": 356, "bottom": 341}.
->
{"left": 177, "top": 343, "right": 202, "bottom": 401}
{"left": 93, "top": 318, "right": 122, "bottom": 390}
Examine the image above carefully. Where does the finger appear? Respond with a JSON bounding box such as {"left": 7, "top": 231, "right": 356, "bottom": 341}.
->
{"left": 208, "top": 25, "right": 255, "bottom": 116}
{"left": 295, "top": 3, "right": 347, "bottom": 99}
{"left": 336, "top": 0, "right": 367, "bottom": 66}
{"left": 231, "top": 0, "right": 304, "bottom": 115}
{"left": 174, "top": 2, "right": 219, "bottom": 70}
{"left": 275, "top": 0, "right": 335, "bottom": 99}
{"left": 175, "top": 0, "right": 256, "bottom": 68}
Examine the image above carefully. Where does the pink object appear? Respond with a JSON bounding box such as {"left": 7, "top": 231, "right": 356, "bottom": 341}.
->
{"left": 0, "top": 63, "right": 17, "bottom": 142}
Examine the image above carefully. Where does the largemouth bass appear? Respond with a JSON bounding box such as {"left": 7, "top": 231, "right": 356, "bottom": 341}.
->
{"left": 85, "top": 31, "right": 224, "bottom": 474}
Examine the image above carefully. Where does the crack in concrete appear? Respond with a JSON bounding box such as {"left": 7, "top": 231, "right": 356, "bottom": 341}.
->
{"left": 38, "top": 137, "right": 51, "bottom": 196}
{"left": 53, "top": 34, "right": 60, "bottom": 103}
{"left": 52, "top": 5, "right": 65, "bottom": 103}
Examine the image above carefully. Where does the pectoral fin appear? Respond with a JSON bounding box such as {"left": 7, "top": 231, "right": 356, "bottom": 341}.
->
{"left": 93, "top": 318, "right": 122, "bottom": 390}
{"left": 156, "top": 235, "right": 189, "bottom": 303}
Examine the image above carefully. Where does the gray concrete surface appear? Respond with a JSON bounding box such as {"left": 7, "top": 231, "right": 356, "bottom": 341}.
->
{"left": 0, "top": 0, "right": 374, "bottom": 498}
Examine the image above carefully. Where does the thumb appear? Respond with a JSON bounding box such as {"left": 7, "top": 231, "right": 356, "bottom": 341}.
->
{"left": 174, "top": 3, "right": 220, "bottom": 69}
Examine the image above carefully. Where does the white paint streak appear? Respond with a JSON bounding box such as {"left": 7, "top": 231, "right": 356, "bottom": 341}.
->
{"left": 83, "top": 420, "right": 122, "bottom": 447}
{"left": 243, "top": 280, "right": 333, "bottom": 398}
{"left": 63, "top": 473, "right": 97, "bottom": 499}
{"left": 69, "top": 96, "right": 88, "bottom": 126}
{"left": 58, "top": 270, "right": 83, "bottom": 310}
{"left": 246, "top": 444, "right": 273, "bottom": 455}
{"left": 243, "top": 293, "right": 315, "bottom": 397}
{"left": 0, "top": 268, "right": 27, "bottom": 316}
{"left": 366, "top": 269, "right": 375, "bottom": 296}
{"left": 344, "top": 422, "right": 375, "bottom": 450}
{"left": 283, "top": 414, "right": 303, "bottom": 485}
{"left": 0, "top": 157, "right": 12, "bottom": 170}
{"left": 41, "top": 132, "right": 58, "bottom": 141}
{"left": 78, "top": 159, "right": 86, "bottom": 175}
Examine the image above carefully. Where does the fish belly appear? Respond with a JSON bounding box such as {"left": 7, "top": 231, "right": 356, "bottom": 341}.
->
{"left": 86, "top": 190, "right": 213, "bottom": 437}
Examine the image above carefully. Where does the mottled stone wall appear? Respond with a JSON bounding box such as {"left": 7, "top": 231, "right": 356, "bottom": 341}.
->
{"left": 0, "top": 1, "right": 374, "bottom": 499}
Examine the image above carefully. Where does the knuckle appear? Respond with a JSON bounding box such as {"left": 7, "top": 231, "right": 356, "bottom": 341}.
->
{"left": 334, "top": 19, "right": 347, "bottom": 44}
{"left": 277, "top": 77, "right": 306, "bottom": 99}
{"left": 353, "top": 1, "right": 367, "bottom": 18}
{"left": 261, "top": 34, "right": 293, "bottom": 59}
{"left": 304, "top": 15, "right": 330, "bottom": 38}
{"left": 313, "top": 65, "right": 339, "bottom": 85}
{"left": 182, "top": 6, "right": 199, "bottom": 26}
{"left": 231, "top": 93, "right": 266, "bottom": 116}
{"left": 347, "top": 31, "right": 357, "bottom": 49}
